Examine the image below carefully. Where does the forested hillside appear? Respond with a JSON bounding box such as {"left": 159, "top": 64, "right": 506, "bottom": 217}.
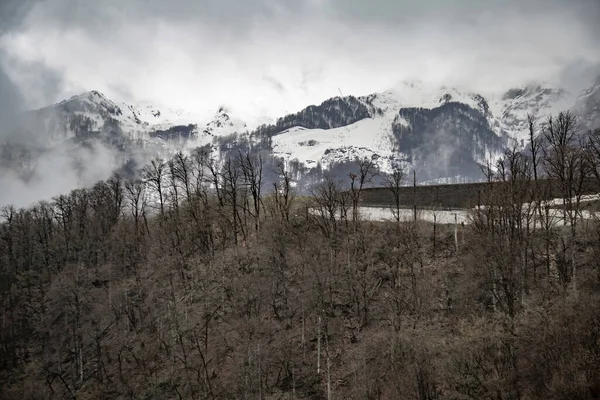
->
{"left": 392, "top": 102, "right": 507, "bottom": 182}
{"left": 1, "top": 113, "right": 600, "bottom": 399}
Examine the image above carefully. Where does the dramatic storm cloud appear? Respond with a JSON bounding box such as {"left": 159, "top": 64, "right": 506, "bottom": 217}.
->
{"left": 1, "top": 0, "right": 599, "bottom": 123}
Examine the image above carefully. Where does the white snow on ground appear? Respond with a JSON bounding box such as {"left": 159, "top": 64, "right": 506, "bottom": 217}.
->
{"left": 357, "top": 206, "right": 471, "bottom": 224}
{"left": 342, "top": 204, "right": 600, "bottom": 227}
{"left": 543, "top": 194, "right": 600, "bottom": 206}
{"left": 330, "top": 194, "right": 600, "bottom": 226}
{"left": 272, "top": 116, "right": 397, "bottom": 172}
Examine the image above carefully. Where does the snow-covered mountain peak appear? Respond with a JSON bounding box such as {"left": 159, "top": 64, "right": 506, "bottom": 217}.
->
{"left": 59, "top": 90, "right": 126, "bottom": 118}
{"left": 375, "top": 80, "right": 485, "bottom": 114}
{"left": 203, "top": 106, "right": 248, "bottom": 137}
{"left": 40, "top": 90, "right": 255, "bottom": 147}
{"left": 62, "top": 89, "right": 110, "bottom": 104}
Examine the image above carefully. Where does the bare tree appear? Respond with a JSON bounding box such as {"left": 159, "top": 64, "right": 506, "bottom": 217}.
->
{"left": 238, "top": 151, "right": 264, "bottom": 232}
{"left": 528, "top": 113, "right": 541, "bottom": 182}
{"left": 221, "top": 157, "right": 245, "bottom": 245}
{"left": 384, "top": 166, "right": 405, "bottom": 224}
{"left": 542, "top": 111, "right": 586, "bottom": 292}
{"left": 31, "top": 201, "right": 55, "bottom": 279}
{"left": 585, "top": 128, "right": 600, "bottom": 189}
{"left": 142, "top": 158, "right": 167, "bottom": 216}
{"left": 272, "top": 160, "right": 295, "bottom": 222}
{"left": 124, "top": 179, "right": 149, "bottom": 268}
{"left": 348, "top": 157, "right": 377, "bottom": 225}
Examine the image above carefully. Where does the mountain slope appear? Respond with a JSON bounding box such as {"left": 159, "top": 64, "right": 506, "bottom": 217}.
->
{"left": 575, "top": 75, "right": 600, "bottom": 130}
{"left": 393, "top": 102, "right": 505, "bottom": 182}
{"left": 260, "top": 78, "right": 596, "bottom": 184}
{"left": 264, "top": 80, "right": 568, "bottom": 183}
{"left": 490, "top": 83, "right": 572, "bottom": 146}
{"left": 5, "top": 91, "right": 248, "bottom": 171}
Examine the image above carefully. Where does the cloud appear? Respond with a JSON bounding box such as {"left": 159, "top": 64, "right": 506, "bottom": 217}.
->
{"left": 0, "top": 140, "right": 121, "bottom": 209}
{"left": 0, "top": 68, "right": 23, "bottom": 124}
{"left": 0, "top": 0, "right": 119, "bottom": 208}
{"left": 0, "top": 0, "right": 598, "bottom": 125}
{"left": 0, "top": 0, "right": 43, "bottom": 130}
{"left": 558, "top": 58, "right": 600, "bottom": 95}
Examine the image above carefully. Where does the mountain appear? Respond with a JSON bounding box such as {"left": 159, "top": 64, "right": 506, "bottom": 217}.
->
{"left": 264, "top": 80, "right": 577, "bottom": 184}
{"left": 490, "top": 83, "right": 572, "bottom": 146}
{"left": 0, "top": 91, "right": 250, "bottom": 207}
{"left": 2, "top": 75, "right": 598, "bottom": 203}
{"left": 14, "top": 90, "right": 246, "bottom": 147}
{"left": 574, "top": 75, "right": 600, "bottom": 130}
{"left": 1, "top": 91, "right": 247, "bottom": 180}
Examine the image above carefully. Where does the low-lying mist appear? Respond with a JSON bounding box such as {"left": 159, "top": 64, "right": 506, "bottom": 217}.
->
{"left": 0, "top": 137, "right": 123, "bottom": 209}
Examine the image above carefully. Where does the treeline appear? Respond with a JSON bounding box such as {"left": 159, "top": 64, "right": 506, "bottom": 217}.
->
{"left": 0, "top": 112, "right": 600, "bottom": 399}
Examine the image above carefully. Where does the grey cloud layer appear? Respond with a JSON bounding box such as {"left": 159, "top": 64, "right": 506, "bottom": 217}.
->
{"left": 17, "top": 0, "right": 600, "bottom": 27}
{"left": 1, "top": 0, "right": 599, "bottom": 117}
{"left": 0, "top": 0, "right": 39, "bottom": 116}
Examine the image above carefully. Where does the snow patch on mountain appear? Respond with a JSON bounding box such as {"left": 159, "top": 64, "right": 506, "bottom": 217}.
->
{"left": 271, "top": 109, "right": 401, "bottom": 173}
{"left": 202, "top": 106, "right": 248, "bottom": 138}
{"left": 488, "top": 82, "right": 572, "bottom": 146}
{"left": 374, "top": 80, "right": 484, "bottom": 111}
{"left": 271, "top": 81, "right": 504, "bottom": 175}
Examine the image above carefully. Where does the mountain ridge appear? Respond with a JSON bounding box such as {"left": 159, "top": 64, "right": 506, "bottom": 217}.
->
{"left": 2, "top": 74, "right": 599, "bottom": 204}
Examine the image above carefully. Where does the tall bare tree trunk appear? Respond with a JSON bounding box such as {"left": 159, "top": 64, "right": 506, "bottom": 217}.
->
{"left": 413, "top": 170, "right": 417, "bottom": 223}
{"left": 326, "top": 337, "right": 332, "bottom": 400}
{"left": 454, "top": 213, "right": 459, "bottom": 253}
{"left": 317, "top": 315, "right": 322, "bottom": 374}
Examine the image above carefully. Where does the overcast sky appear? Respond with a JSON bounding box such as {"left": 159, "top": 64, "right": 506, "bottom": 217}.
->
{"left": 1, "top": 0, "right": 599, "bottom": 124}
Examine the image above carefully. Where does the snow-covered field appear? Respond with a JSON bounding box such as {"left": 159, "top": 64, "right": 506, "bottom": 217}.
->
{"left": 315, "top": 193, "right": 600, "bottom": 226}
{"left": 310, "top": 206, "right": 470, "bottom": 224}
{"left": 356, "top": 206, "right": 471, "bottom": 224}
{"left": 351, "top": 202, "right": 600, "bottom": 227}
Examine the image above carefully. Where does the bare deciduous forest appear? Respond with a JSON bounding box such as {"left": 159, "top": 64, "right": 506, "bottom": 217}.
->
{"left": 2, "top": 113, "right": 600, "bottom": 399}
